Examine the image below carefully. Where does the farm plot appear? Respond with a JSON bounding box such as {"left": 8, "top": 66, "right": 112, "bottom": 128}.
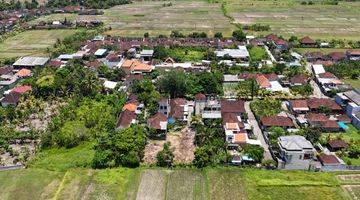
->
{"left": 135, "top": 169, "right": 207, "bottom": 200}
{"left": 0, "top": 29, "right": 79, "bottom": 59}
{"left": 224, "top": 0, "right": 360, "bottom": 39}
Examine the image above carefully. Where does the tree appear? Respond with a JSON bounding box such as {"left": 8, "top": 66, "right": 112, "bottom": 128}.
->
{"left": 303, "top": 127, "right": 321, "bottom": 144}
{"left": 156, "top": 142, "right": 174, "bottom": 167}
{"left": 232, "top": 30, "right": 246, "bottom": 41}
{"left": 55, "top": 120, "right": 90, "bottom": 148}
{"left": 214, "top": 32, "right": 223, "bottom": 39}
{"left": 242, "top": 144, "right": 264, "bottom": 163}
{"left": 153, "top": 46, "right": 169, "bottom": 60}
{"left": 158, "top": 70, "right": 188, "bottom": 98}
{"left": 348, "top": 142, "right": 360, "bottom": 159}
{"left": 237, "top": 79, "right": 259, "bottom": 99}
{"left": 144, "top": 32, "right": 149, "bottom": 38}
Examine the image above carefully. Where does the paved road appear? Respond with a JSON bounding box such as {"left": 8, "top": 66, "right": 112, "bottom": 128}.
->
{"left": 245, "top": 101, "right": 272, "bottom": 160}
{"left": 305, "top": 62, "right": 328, "bottom": 98}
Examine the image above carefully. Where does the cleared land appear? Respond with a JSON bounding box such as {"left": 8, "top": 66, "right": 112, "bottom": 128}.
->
{"left": 224, "top": 0, "right": 360, "bottom": 39}
{"left": 29, "top": 0, "right": 235, "bottom": 37}
{"left": 0, "top": 29, "right": 79, "bottom": 59}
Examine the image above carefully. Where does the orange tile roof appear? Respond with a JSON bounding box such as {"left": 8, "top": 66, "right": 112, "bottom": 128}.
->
{"left": 16, "top": 68, "right": 31, "bottom": 77}
{"left": 226, "top": 122, "right": 239, "bottom": 130}
{"left": 234, "top": 133, "right": 247, "bottom": 144}
{"left": 256, "top": 75, "right": 271, "bottom": 88}
{"left": 121, "top": 60, "right": 152, "bottom": 72}
{"left": 122, "top": 102, "right": 137, "bottom": 112}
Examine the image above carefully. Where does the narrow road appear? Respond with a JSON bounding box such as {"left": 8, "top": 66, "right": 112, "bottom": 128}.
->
{"left": 245, "top": 101, "right": 272, "bottom": 160}
{"left": 305, "top": 62, "right": 328, "bottom": 98}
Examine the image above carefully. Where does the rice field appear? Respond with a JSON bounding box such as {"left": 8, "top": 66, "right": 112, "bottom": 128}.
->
{"left": 0, "top": 29, "right": 80, "bottom": 59}
{"left": 224, "top": 0, "right": 360, "bottom": 40}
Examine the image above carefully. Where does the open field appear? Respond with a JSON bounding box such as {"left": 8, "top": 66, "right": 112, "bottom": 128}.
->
{"left": 224, "top": 0, "right": 360, "bottom": 40}
{"left": 1, "top": 165, "right": 358, "bottom": 200}
{"left": 0, "top": 29, "right": 80, "bottom": 59}
{"left": 29, "top": 0, "right": 235, "bottom": 37}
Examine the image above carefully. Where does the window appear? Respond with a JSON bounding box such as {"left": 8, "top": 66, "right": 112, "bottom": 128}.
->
{"left": 303, "top": 153, "right": 311, "bottom": 160}
{"left": 299, "top": 155, "right": 302, "bottom": 159}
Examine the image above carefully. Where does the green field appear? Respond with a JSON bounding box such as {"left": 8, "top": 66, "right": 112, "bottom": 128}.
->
{"left": 0, "top": 29, "right": 80, "bottom": 59}
{"left": 2, "top": 144, "right": 357, "bottom": 199}
{"left": 0, "top": 166, "right": 356, "bottom": 200}
{"left": 342, "top": 79, "right": 360, "bottom": 89}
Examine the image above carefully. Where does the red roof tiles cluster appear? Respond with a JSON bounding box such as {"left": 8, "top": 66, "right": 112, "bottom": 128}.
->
{"left": 307, "top": 98, "right": 342, "bottom": 111}
{"left": 260, "top": 116, "right": 294, "bottom": 127}
{"left": 147, "top": 112, "right": 167, "bottom": 130}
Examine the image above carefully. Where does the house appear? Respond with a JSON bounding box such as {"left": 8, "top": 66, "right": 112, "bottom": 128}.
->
{"left": 274, "top": 38, "right": 288, "bottom": 51}
{"left": 139, "top": 49, "right": 154, "bottom": 61}
{"left": 307, "top": 98, "right": 342, "bottom": 113}
{"left": 305, "top": 113, "right": 328, "bottom": 126}
{"left": 116, "top": 109, "right": 137, "bottom": 130}
{"left": 315, "top": 72, "right": 350, "bottom": 94}
{"left": 221, "top": 99, "right": 246, "bottom": 119}
{"left": 158, "top": 98, "right": 170, "bottom": 116}
{"left": 104, "top": 53, "right": 121, "bottom": 68}
{"left": 48, "top": 60, "right": 64, "bottom": 68}
{"left": 1, "top": 92, "right": 21, "bottom": 107}
{"left": 194, "top": 94, "right": 221, "bottom": 119}
{"left": 318, "top": 154, "right": 346, "bottom": 171}
{"left": 11, "top": 85, "right": 32, "bottom": 94}
{"left": 328, "top": 52, "right": 345, "bottom": 62}
{"left": 299, "top": 36, "right": 316, "bottom": 47}
{"left": 223, "top": 112, "right": 247, "bottom": 147}
{"left": 260, "top": 116, "right": 295, "bottom": 131}
{"left": 305, "top": 52, "right": 324, "bottom": 62}
{"left": 346, "top": 50, "right": 360, "bottom": 61}
{"left": 328, "top": 139, "right": 348, "bottom": 152}
{"left": 13, "top": 57, "right": 49, "bottom": 68}
{"left": 256, "top": 75, "right": 271, "bottom": 89}
{"left": 321, "top": 120, "right": 341, "bottom": 132}
{"left": 277, "top": 135, "right": 316, "bottom": 170}
{"left": 214, "top": 46, "right": 250, "bottom": 62}
{"left": 223, "top": 74, "right": 240, "bottom": 88}
{"left": 0, "top": 67, "right": 13, "bottom": 76}
{"left": 120, "top": 59, "right": 153, "bottom": 74}
{"left": 94, "top": 49, "right": 108, "bottom": 58}
{"left": 288, "top": 99, "right": 309, "bottom": 114}
{"left": 335, "top": 89, "right": 360, "bottom": 118}
{"left": 312, "top": 64, "right": 325, "bottom": 75}
{"left": 15, "top": 68, "right": 32, "bottom": 78}
{"left": 289, "top": 74, "right": 308, "bottom": 86}
{"left": 147, "top": 112, "right": 168, "bottom": 138}
{"left": 124, "top": 74, "right": 143, "bottom": 89}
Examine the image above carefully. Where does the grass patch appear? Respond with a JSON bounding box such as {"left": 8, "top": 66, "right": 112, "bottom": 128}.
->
{"left": 249, "top": 46, "right": 269, "bottom": 61}
{"left": 28, "top": 142, "right": 95, "bottom": 172}
{"left": 0, "top": 168, "right": 64, "bottom": 200}
{"left": 0, "top": 29, "right": 80, "bottom": 59}
{"left": 167, "top": 47, "right": 206, "bottom": 62}
{"left": 322, "top": 124, "right": 360, "bottom": 143}
{"left": 342, "top": 78, "right": 360, "bottom": 89}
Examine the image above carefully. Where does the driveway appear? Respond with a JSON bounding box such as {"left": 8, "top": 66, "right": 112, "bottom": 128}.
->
{"left": 245, "top": 101, "right": 273, "bottom": 160}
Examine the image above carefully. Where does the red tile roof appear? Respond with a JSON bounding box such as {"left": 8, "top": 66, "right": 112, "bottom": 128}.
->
{"left": 48, "top": 60, "right": 63, "bottom": 68}
{"left": 328, "top": 52, "right": 345, "bottom": 61}
{"left": 336, "top": 115, "right": 351, "bottom": 123}
{"left": 12, "top": 85, "right": 32, "bottom": 94}
{"left": 170, "top": 98, "right": 187, "bottom": 119}
{"left": 290, "top": 74, "right": 308, "bottom": 84}
{"left": 147, "top": 112, "right": 168, "bottom": 130}
{"left": 221, "top": 100, "right": 245, "bottom": 113}
{"left": 321, "top": 120, "right": 340, "bottom": 129}
{"left": 307, "top": 98, "right": 342, "bottom": 111}
{"left": 328, "top": 139, "right": 348, "bottom": 149}
{"left": 260, "top": 116, "right": 294, "bottom": 127}
{"left": 306, "top": 113, "right": 328, "bottom": 122}
{"left": 195, "top": 93, "right": 206, "bottom": 101}
{"left": 116, "top": 110, "right": 136, "bottom": 128}
{"left": 222, "top": 112, "right": 245, "bottom": 129}
{"left": 290, "top": 100, "right": 308, "bottom": 109}
{"left": 300, "top": 36, "right": 316, "bottom": 44}
{"left": 318, "top": 154, "right": 340, "bottom": 164}
{"left": 318, "top": 72, "right": 336, "bottom": 79}
{"left": 263, "top": 73, "right": 278, "bottom": 81}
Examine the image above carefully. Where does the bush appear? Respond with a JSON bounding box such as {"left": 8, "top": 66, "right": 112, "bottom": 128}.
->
{"left": 156, "top": 142, "right": 174, "bottom": 167}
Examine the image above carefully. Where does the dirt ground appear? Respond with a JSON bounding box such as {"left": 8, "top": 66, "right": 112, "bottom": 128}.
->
{"left": 143, "top": 127, "right": 195, "bottom": 165}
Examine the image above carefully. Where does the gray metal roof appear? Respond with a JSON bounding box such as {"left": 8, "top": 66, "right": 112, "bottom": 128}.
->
{"left": 13, "top": 57, "right": 49, "bottom": 67}
{"left": 278, "top": 135, "right": 314, "bottom": 151}
{"left": 344, "top": 90, "right": 360, "bottom": 106}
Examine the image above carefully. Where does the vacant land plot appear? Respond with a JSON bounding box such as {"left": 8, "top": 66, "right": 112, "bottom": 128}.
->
{"left": 0, "top": 29, "right": 79, "bottom": 59}
{"left": 30, "top": 0, "right": 235, "bottom": 37}
{"left": 225, "top": 0, "right": 360, "bottom": 39}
